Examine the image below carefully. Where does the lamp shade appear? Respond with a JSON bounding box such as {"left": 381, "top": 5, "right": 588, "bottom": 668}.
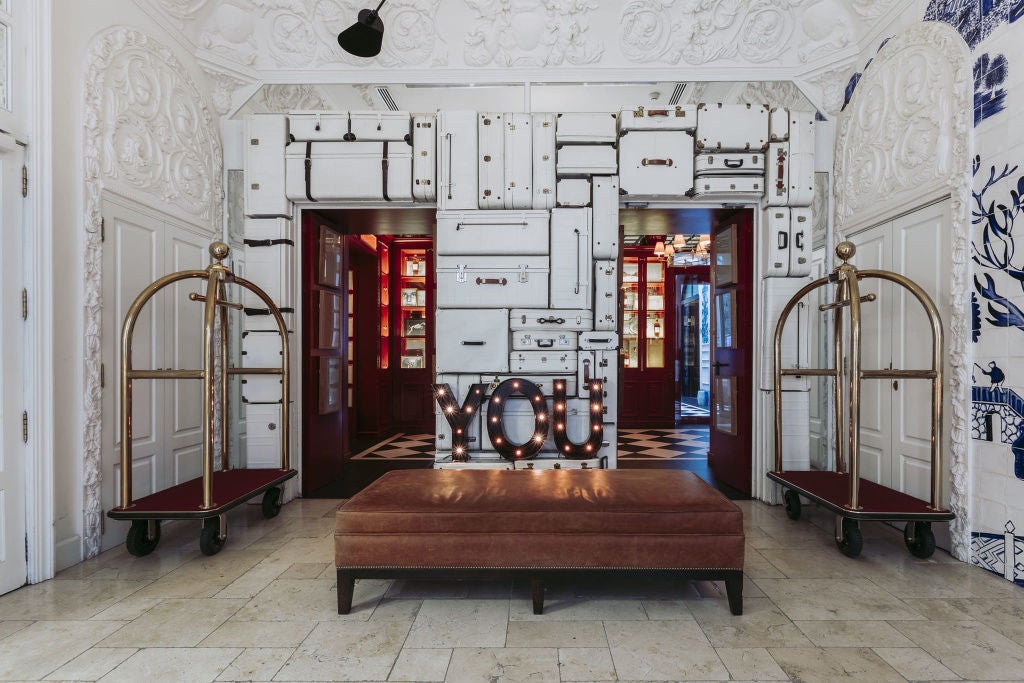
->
{"left": 338, "top": 7, "right": 385, "bottom": 58}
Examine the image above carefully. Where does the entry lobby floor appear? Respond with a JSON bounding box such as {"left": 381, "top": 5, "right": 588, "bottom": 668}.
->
{"left": 2, "top": 499, "right": 1023, "bottom": 682}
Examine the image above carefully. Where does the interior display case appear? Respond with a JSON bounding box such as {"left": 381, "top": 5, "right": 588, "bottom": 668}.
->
{"left": 623, "top": 257, "right": 666, "bottom": 370}
{"left": 378, "top": 243, "right": 390, "bottom": 370}
{"left": 397, "top": 247, "right": 428, "bottom": 369}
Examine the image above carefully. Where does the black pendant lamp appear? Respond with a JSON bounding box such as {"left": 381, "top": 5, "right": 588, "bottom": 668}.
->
{"left": 338, "top": 0, "right": 387, "bottom": 58}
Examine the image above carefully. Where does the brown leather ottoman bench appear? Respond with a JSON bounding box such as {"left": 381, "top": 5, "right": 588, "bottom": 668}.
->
{"left": 334, "top": 469, "right": 744, "bottom": 615}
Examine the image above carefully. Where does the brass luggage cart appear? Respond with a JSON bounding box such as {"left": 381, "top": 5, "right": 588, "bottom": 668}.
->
{"left": 107, "top": 242, "right": 296, "bottom": 556}
{"left": 768, "top": 242, "right": 954, "bottom": 558}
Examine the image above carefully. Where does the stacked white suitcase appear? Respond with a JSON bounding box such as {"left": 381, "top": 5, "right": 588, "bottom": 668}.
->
{"left": 692, "top": 103, "right": 769, "bottom": 200}
{"left": 617, "top": 105, "right": 697, "bottom": 199}
{"left": 762, "top": 111, "right": 816, "bottom": 278}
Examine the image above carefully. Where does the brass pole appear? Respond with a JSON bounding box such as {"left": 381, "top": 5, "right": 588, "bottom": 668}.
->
{"left": 219, "top": 280, "right": 230, "bottom": 472}
{"left": 845, "top": 270, "right": 863, "bottom": 511}
{"left": 832, "top": 274, "right": 846, "bottom": 475}
{"left": 200, "top": 268, "right": 222, "bottom": 510}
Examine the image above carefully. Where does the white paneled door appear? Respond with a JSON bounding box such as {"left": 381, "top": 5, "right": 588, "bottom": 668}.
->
{"left": 0, "top": 140, "right": 26, "bottom": 595}
{"left": 100, "top": 198, "right": 210, "bottom": 551}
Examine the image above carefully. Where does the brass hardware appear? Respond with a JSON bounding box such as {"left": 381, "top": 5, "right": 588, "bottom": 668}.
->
{"left": 893, "top": 380, "right": 899, "bottom": 391}
{"left": 22, "top": 411, "right": 28, "bottom": 443}
{"left": 189, "top": 292, "right": 244, "bottom": 310}
{"left": 21, "top": 165, "right": 27, "bottom": 197}
{"left": 773, "top": 240, "right": 945, "bottom": 512}
{"left": 21, "top": 288, "right": 27, "bottom": 320}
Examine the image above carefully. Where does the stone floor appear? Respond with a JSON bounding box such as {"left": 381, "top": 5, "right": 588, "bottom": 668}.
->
{"left": 2, "top": 497, "right": 1023, "bottom": 682}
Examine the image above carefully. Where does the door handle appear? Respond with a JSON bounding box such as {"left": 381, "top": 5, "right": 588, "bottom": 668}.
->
{"left": 713, "top": 360, "right": 730, "bottom": 376}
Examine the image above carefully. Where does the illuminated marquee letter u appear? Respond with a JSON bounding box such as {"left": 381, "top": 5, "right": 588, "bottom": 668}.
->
{"left": 552, "top": 379, "right": 604, "bottom": 459}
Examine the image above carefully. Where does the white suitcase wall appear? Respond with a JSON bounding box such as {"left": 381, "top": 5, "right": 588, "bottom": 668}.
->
{"left": 692, "top": 176, "right": 763, "bottom": 199}
{"left": 246, "top": 405, "right": 282, "bottom": 468}
{"left": 245, "top": 115, "right": 290, "bottom": 218}
{"left": 480, "top": 397, "right": 555, "bottom": 454}
{"left": 619, "top": 105, "right": 697, "bottom": 131}
{"left": 763, "top": 207, "right": 792, "bottom": 277}
{"left": 504, "top": 113, "right": 533, "bottom": 209}
{"left": 510, "top": 309, "right": 592, "bottom": 331}
{"left": 788, "top": 111, "right": 816, "bottom": 156}
{"left": 766, "top": 142, "right": 814, "bottom": 207}
{"left": 243, "top": 330, "right": 286, "bottom": 368}
{"left": 512, "top": 331, "right": 579, "bottom": 351}
{"left": 349, "top": 111, "right": 411, "bottom": 142}
{"left": 285, "top": 142, "right": 412, "bottom": 202}
{"left": 579, "top": 331, "right": 619, "bottom": 350}
{"left": 600, "top": 423, "right": 617, "bottom": 468}
{"left": 594, "top": 261, "right": 618, "bottom": 331}
{"left": 766, "top": 142, "right": 789, "bottom": 207}
{"left": 556, "top": 145, "right": 617, "bottom": 175}
{"left": 438, "top": 110, "right": 479, "bottom": 210}
{"left": 759, "top": 277, "right": 810, "bottom": 390}
{"left": 243, "top": 375, "right": 284, "bottom": 404}
{"left": 242, "top": 218, "right": 294, "bottom": 310}
{"left": 768, "top": 108, "right": 789, "bottom": 142}
{"left": 512, "top": 458, "right": 603, "bottom": 470}
{"left": 532, "top": 113, "right": 556, "bottom": 209}
{"left": 436, "top": 211, "right": 550, "bottom": 256}
{"left": 789, "top": 207, "right": 811, "bottom": 277}
{"left": 436, "top": 456, "right": 513, "bottom": 470}
{"left": 592, "top": 176, "right": 619, "bottom": 259}
{"left": 287, "top": 112, "right": 349, "bottom": 141}
{"left": 694, "top": 152, "right": 764, "bottom": 176}
{"left": 435, "top": 373, "right": 483, "bottom": 452}
{"left": 556, "top": 113, "right": 617, "bottom": 143}
{"left": 695, "top": 103, "right": 770, "bottom": 152}
{"left": 412, "top": 114, "right": 436, "bottom": 202}
{"left": 550, "top": 208, "right": 593, "bottom": 309}
{"left": 478, "top": 113, "right": 505, "bottom": 209}
{"left": 491, "top": 374, "right": 578, "bottom": 397}
{"left": 436, "top": 256, "right": 549, "bottom": 309}
{"left": 510, "top": 350, "right": 577, "bottom": 373}
{"left": 577, "top": 349, "right": 618, "bottom": 417}
{"left": 778, "top": 388, "right": 811, "bottom": 471}
{"left": 557, "top": 178, "right": 591, "bottom": 207}
{"left": 436, "top": 308, "right": 509, "bottom": 373}
{"left": 619, "top": 131, "right": 694, "bottom": 197}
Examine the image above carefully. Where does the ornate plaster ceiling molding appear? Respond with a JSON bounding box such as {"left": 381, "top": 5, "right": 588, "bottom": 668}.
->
{"left": 800, "top": 61, "right": 857, "bottom": 116}
{"left": 464, "top": 0, "right": 603, "bottom": 67}
{"left": 240, "top": 84, "right": 333, "bottom": 115}
{"left": 201, "top": 66, "right": 254, "bottom": 114}
{"left": 735, "top": 80, "right": 812, "bottom": 110}
{"left": 81, "top": 27, "right": 224, "bottom": 558}
{"left": 834, "top": 20, "right": 973, "bottom": 560}
{"left": 198, "top": 0, "right": 446, "bottom": 70}
{"left": 151, "top": 0, "right": 211, "bottom": 20}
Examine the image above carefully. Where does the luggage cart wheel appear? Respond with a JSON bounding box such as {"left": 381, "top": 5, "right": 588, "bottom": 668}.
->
{"left": 200, "top": 517, "right": 225, "bottom": 556}
{"left": 783, "top": 490, "right": 802, "bottom": 521}
{"left": 836, "top": 518, "right": 863, "bottom": 558}
{"left": 904, "top": 521, "right": 936, "bottom": 559}
{"left": 262, "top": 487, "right": 282, "bottom": 519}
{"left": 125, "top": 519, "right": 161, "bottom": 557}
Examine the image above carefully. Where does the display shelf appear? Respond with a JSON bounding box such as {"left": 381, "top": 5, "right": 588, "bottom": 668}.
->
{"left": 379, "top": 243, "right": 390, "bottom": 369}
{"left": 398, "top": 248, "right": 428, "bottom": 369}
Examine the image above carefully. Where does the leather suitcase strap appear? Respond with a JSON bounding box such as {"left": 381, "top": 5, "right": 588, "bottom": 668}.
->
{"left": 244, "top": 238, "right": 295, "bottom": 248}
{"left": 382, "top": 141, "right": 390, "bottom": 202}
{"left": 304, "top": 142, "right": 317, "bottom": 203}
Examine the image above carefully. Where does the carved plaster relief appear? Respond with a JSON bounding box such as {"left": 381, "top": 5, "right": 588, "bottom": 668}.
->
{"left": 238, "top": 84, "right": 333, "bottom": 115}
{"left": 153, "top": 0, "right": 211, "bottom": 19}
{"left": 803, "top": 62, "right": 857, "bottom": 115}
{"left": 203, "top": 68, "right": 252, "bottom": 114}
{"left": 464, "top": 0, "right": 603, "bottom": 67}
{"left": 82, "top": 28, "right": 224, "bottom": 558}
{"left": 736, "top": 80, "right": 813, "bottom": 110}
{"left": 834, "top": 21, "right": 973, "bottom": 560}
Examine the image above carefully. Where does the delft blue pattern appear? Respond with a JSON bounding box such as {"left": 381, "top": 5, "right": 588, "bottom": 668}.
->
{"left": 971, "top": 528, "right": 1024, "bottom": 586}
{"left": 975, "top": 53, "right": 1008, "bottom": 125}
{"left": 971, "top": 158, "right": 1024, "bottom": 332}
{"left": 926, "top": 0, "right": 982, "bottom": 48}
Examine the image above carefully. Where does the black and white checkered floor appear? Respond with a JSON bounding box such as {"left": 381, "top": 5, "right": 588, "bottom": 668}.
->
{"left": 350, "top": 427, "right": 711, "bottom": 461}
{"left": 678, "top": 402, "right": 710, "bottom": 418}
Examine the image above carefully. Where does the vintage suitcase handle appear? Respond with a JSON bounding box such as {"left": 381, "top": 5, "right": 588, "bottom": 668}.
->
{"left": 475, "top": 277, "right": 507, "bottom": 286}
{"left": 575, "top": 228, "right": 582, "bottom": 294}
{"left": 538, "top": 316, "right": 566, "bottom": 325}
{"left": 445, "top": 132, "right": 454, "bottom": 200}
{"left": 641, "top": 158, "right": 673, "bottom": 167}
{"left": 724, "top": 159, "right": 744, "bottom": 168}
{"left": 777, "top": 231, "right": 789, "bottom": 250}
{"left": 794, "top": 231, "right": 804, "bottom": 249}
{"left": 586, "top": 337, "right": 612, "bottom": 344}
{"left": 456, "top": 221, "right": 529, "bottom": 230}
{"left": 461, "top": 341, "right": 486, "bottom": 346}
{"left": 243, "top": 238, "right": 295, "bottom": 248}
{"left": 536, "top": 339, "right": 554, "bottom": 348}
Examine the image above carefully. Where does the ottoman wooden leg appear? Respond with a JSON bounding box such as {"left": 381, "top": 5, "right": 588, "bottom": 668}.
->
{"left": 724, "top": 571, "right": 743, "bottom": 615}
{"left": 337, "top": 570, "right": 355, "bottom": 614}
{"left": 531, "top": 579, "right": 545, "bottom": 615}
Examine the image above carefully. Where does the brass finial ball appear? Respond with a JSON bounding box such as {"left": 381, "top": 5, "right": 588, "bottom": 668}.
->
{"left": 835, "top": 241, "right": 856, "bottom": 263}
{"left": 210, "top": 241, "right": 230, "bottom": 262}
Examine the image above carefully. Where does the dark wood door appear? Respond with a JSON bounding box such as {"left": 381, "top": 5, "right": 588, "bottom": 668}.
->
{"left": 708, "top": 212, "right": 754, "bottom": 495}
{"left": 675, "top": 266, "right": 711, "bottom": 423}
{"left": 351, "top": 238, "right": 388, "bottom": 437}
{"left": 300, "top": 214, "right": 348, "bottom": 495}
{"left": 620, "top": 252, "right": 676, "bottom": 428}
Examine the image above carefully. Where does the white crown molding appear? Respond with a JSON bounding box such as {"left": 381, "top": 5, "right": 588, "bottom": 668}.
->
{"left": 81, "top": 27, "right": 224, "bottom": 558}
{"left": 833, "top": 20, "right": 973, "bottom": 560}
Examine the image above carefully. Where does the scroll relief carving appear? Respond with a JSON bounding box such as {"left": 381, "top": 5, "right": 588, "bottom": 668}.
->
{"left": 620, "top": 0, "right": 856, "bottom": 66}
{"left": 802, "top": 62, "right": 857, "bottom": 116}
{"left": 736, "top": 80, "right": 813, "bottom": 111}
{"left": 198, "top": 0, "right": 446, "bottom": 69}
{"left": 834, "top": 21, "right": 973, "bottom": 561}
{"left": 150, "top": 0, "right": 211, "bottom": 20}
{"left": 203, "top": 68, "right": 252, "bottom": 115}
{"left": 464, "top": 0, "right": 603, "bottom": 67}
{"left": 81, "top": 27, "right": 224, "bottom": 558}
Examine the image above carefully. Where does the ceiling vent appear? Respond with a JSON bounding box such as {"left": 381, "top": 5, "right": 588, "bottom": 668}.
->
{"left": 376, "top": 86, "right": 399, "bottom": 111}
{"left": 668, "top": 83, "right": 686, "bottom": 105}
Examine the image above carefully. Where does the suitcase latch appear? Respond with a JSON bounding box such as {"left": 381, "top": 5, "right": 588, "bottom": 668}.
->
{"left": 456, "top": 264, "right": 467, "bottom": 283}
{"left": 518, "top": 264, "right": 529, "bottom": 283}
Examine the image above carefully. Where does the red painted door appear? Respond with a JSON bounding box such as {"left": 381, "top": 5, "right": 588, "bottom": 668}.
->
{"left": 708, "top": 212, "right": 754, "bottom": 495}
{"left": 301, "top": 213, "right": 348, "bottom": 495}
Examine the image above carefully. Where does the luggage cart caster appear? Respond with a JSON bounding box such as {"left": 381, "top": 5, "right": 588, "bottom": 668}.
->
{"left": 783, "top": 489, "right": 802, "bottom": 521}
{"left": 835, "top": 517, "right": 862, "bottom": 558}
{"left": 262, "top": 487, "right": 282, "bottom": 519}
{"left": 200, "top": 515, "right": 226, "bottom": 556}
{"left": 904, "top": 521, "right": 936, "bottom": 559}
{"left": 126, "top": 519, "right": 161, "bottom": 557}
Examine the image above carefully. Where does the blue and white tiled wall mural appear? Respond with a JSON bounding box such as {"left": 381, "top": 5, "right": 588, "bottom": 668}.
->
{"left": 926, "top": 0, "right": 1024, "bottom": 49}
{"left": 972, "top": 521, "right": 1024, "bottom": 586}
{"left": 975, "top": 52, "right": 1008, "bottom": 124}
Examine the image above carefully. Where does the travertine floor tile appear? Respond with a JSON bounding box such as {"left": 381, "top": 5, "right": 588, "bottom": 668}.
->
{"left": 793, "top": 620, "right": 915, "bottom": 647}
{"left": 768, "top": 646, "right": 905, "bottom": 682}
{"left": 558, "top": 647, "right": 617, "bottom": 681}
{"left": 404, "top": 600, "right": 508, "bottom": 649}
{"left": 714, "top": 647, "right": 788, "bottom": 681}
{"left": 505, "top": 620, "right": 608, "bottom": 648}
{"left": 274, "top": 620, "right": 409, "bottom": 681}
{"left": 385, "top": 579, "right": 470, "bottom": 600}
{"left": 0, "top": 579, "right": 150, "bottom": 621}
{"left": 199, "top": 618, "right": 315, "bottom": 648}
{"left": 279, "top": 563, "right": 331, "bottom": 579}
{"left": 0, "top": 621, "right": 32, "bottom": 640}
{"left": 444, "top": 647, "right": 559, "bottom": 683}
{"left": 388, "top": 648, "right": 451, "bottom": 682}
{"left": 945, "top": 597, "right": 1024, "bottom": 645}
{"left": 216, "top": 647, "right": 293, "bottom": 682}
{"left": 509, "top": 596, "right": 648, "bottom": 622}
{"left": 0, "top": 620, "right": 125, "bottom": 680}
{"left": 605, "top": 619, "right": 728, "bottom": 681}
{"left": 216, "top": 558, "right": 293, "bottom": 599}
{"left": 892, "top": 619, "right": 1024, "bottom": 679}
{"left": 132, "top": 551, "right": 265, "bottom": 599}
{"left": 97, "top": 646, "right": 240, "bottom": 682}
{"left": 99, "top": 597, "right": 246, "bottom": 647}
{"left": 753, "top": 578, "right": 924, "bottom": 621}
{"left": 233, "top": 578, "right": 388, "bottom": 622}
{"left": 872, "top": 646, "right": 960, "bottom": 681}
{"left": 688, "top": 597, "right": 812, "bottom": 648}
{"left": 641, "top": 599, "right": 697, "bottom": 621}
{"left": 42, "top": 647, "right": 136, "bottom": 681}
{"left": 88, "top": 595, "right": 163, "bottom": 622}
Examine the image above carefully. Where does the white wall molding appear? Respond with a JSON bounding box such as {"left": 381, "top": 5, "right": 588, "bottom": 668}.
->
{"left": 81, "top": 27, "right": 224, "bottom": 558}
{"left": 833, "top": 20, "right": 973, "bottom": 560}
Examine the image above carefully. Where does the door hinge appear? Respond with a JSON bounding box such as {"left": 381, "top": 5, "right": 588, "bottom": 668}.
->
{"left": 21, "top": 165, "right": 27, "bottom": 198}
{"left": 101, "top": 217, "right": 105, "bottom": 242}
{"left": 101, "top": 363, "right": 105, "bottom": 389}
{"left": 21, "top": 288, "right": 27, "bottom": 320}
{"left": 22, "top": 410, "right": 28, "bottom": 443}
